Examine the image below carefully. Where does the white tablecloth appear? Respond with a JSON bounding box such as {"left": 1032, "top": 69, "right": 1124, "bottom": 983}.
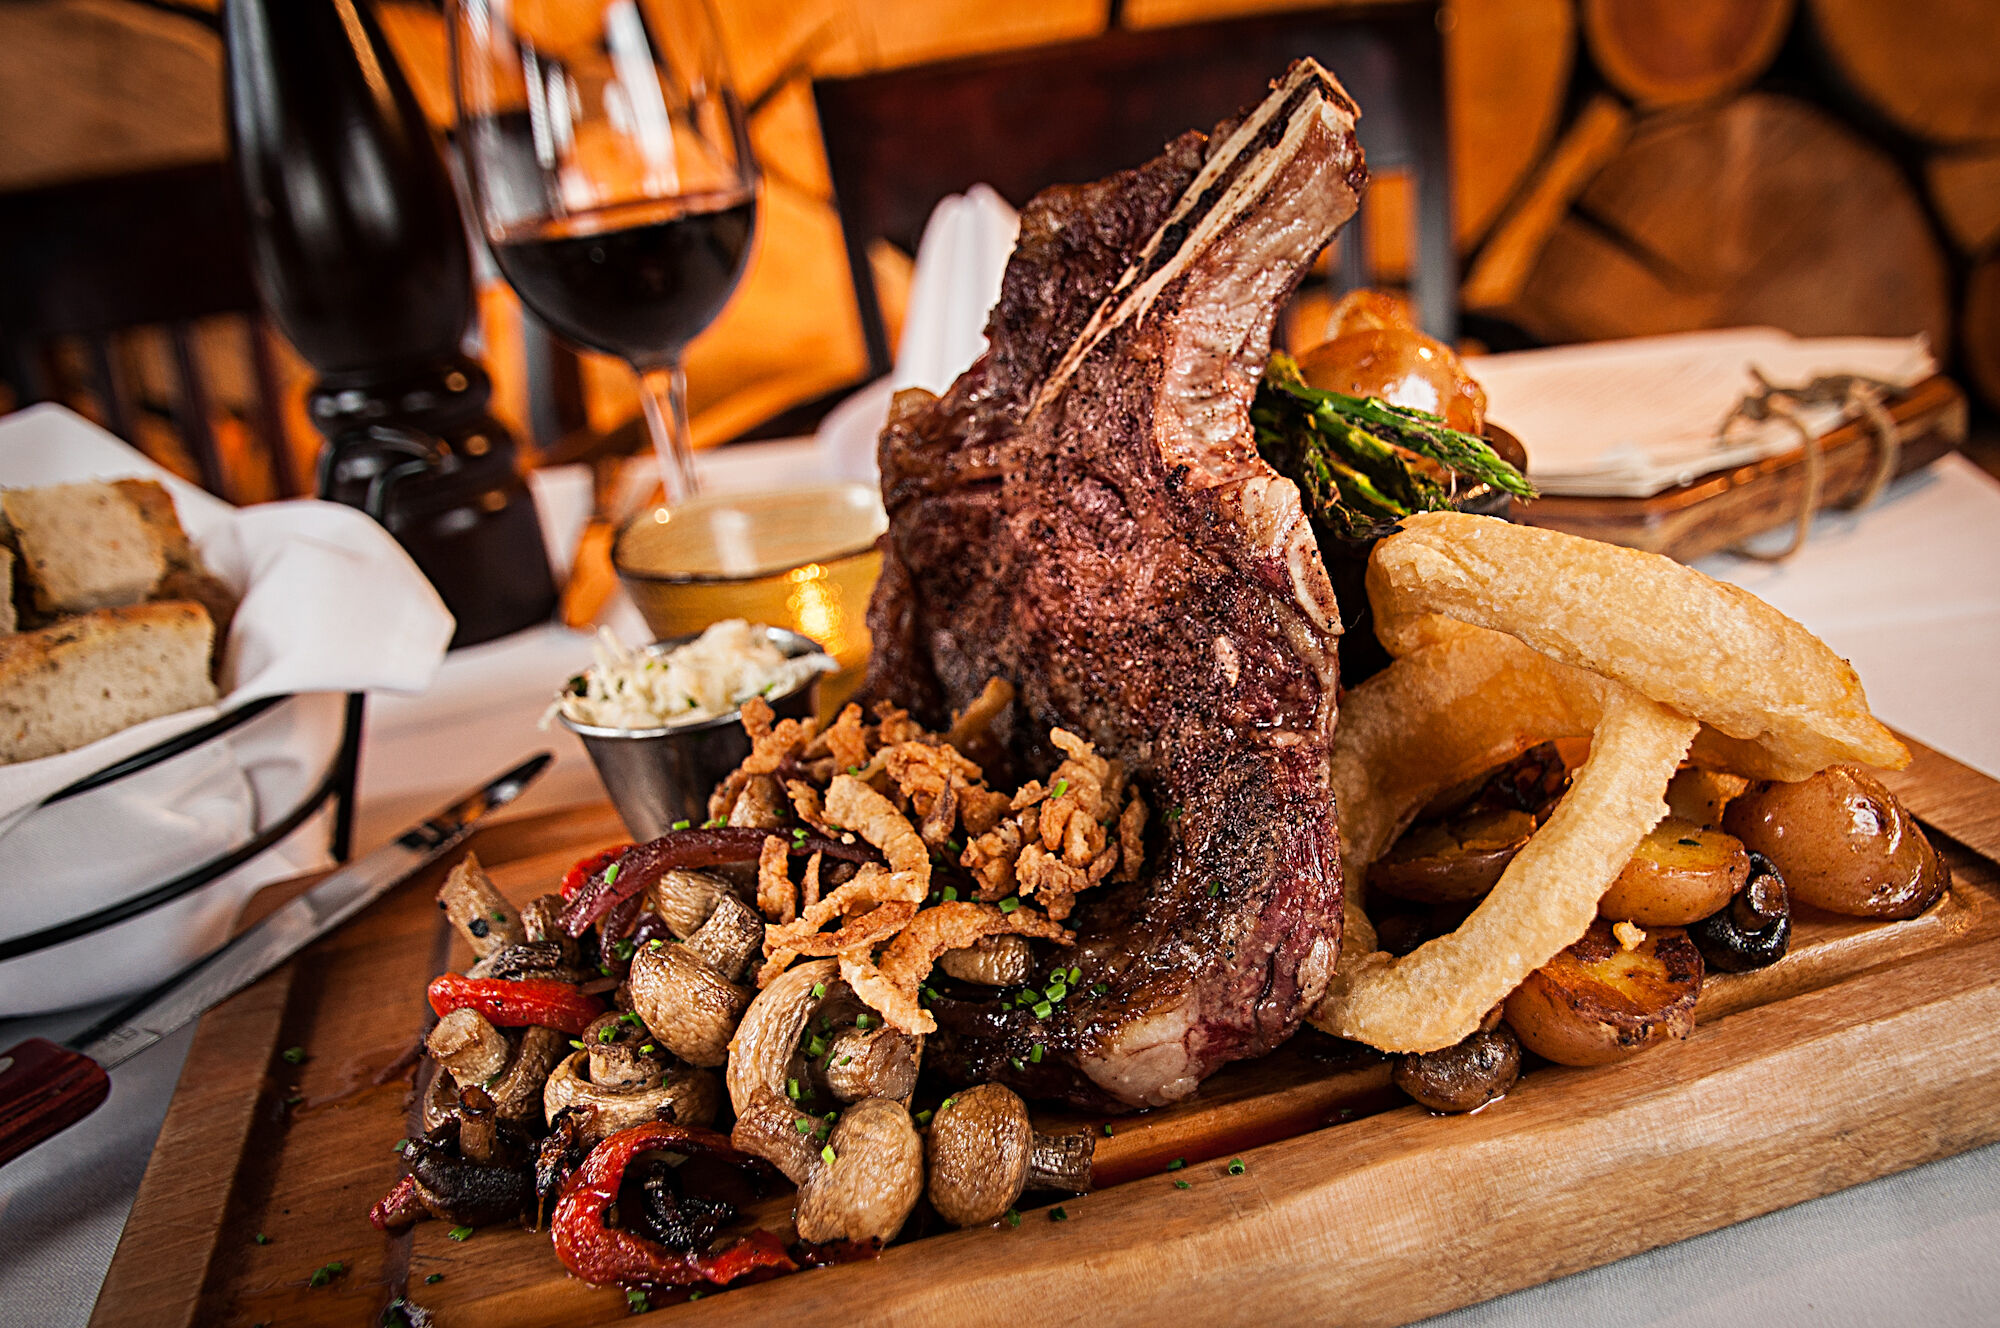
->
{"left": 3, "top": 448, "right": 1998, "bottom": 1326}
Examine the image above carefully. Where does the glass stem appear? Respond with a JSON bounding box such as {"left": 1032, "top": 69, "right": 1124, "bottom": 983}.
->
{"left": 636, "top": 361, "right": 700, "bottom": 505}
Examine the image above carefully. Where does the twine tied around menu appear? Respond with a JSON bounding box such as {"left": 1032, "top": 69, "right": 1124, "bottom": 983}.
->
{"left": 1718, "top": 369, "right": 1905, "bottom": 563}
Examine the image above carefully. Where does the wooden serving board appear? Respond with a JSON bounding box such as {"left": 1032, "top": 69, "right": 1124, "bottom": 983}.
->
{"left": 91, "top": 737, "right": 2000, "bottom": 1328}
{"left": 1521, "top": 375, "right": 1969, "bottom": 562}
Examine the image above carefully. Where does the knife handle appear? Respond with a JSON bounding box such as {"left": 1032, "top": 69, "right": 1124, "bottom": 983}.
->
{"left": 0, "top": 1038, "right": 110, "bottom": 1167}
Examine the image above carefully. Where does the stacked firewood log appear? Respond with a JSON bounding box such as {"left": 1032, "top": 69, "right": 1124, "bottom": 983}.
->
{"left": 1452, "top": 0, "right": 2000, "bottom": 411}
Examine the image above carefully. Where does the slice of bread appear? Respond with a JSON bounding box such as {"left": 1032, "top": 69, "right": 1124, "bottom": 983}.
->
{"left": 111, "top": 478, "right": 200, "bottom": 572}
{"left": 2, "top": 481, "right": 166, "bottom": 613}
{"left": 0, "top": 601, "right": 217, "bottom": 763}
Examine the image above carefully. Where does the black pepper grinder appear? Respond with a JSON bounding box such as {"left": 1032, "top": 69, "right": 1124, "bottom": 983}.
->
{"left": 224, "top": 0, "right": 556, "bottom": 648}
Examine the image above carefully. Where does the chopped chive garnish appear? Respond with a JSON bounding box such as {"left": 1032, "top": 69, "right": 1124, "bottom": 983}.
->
{"left": 308, "top": 1260, "right": 344, "bottom": 1286}
{"left": 787, "top": 1077, "right": 801, "bottom": 1100}
{"left": 915, "top": 1109, "right": 934, "bottom": 1127}
{"left": 391, "top": 1137, "right": 408, "bottom": 1154}
{"left": 942, "top": 886, "right": 959, "bottom": 902}
{"left": 599, "top": 1025, "right": 616, "bottom": 1042}
{"left": 603, "top": 863, "right": 620, "bottom": 886}
{"left": 847, "top": 765, "right": 862, "bottom": 774}
{"left": 1164, "top": 807, "right": 1183, "bottom": 822}
{"left": 619, "top": 1011, "right": 641, "bottom": 1024}
{"left": 613, "top": 939, "right": 634, "bottom": 960}
{"left": 821, "top": 1144, "right": 837, "bottom": 1165}
{"left": 280, "top": 1046, "right": 305, "bottom": 1065}
{"left": 812, "top": 982, "right": 826, "bottom": 998}
{"left": 648, "top": 937, "right": 665, "bottom": 950}
{"left": 1103, "top": 1123, "right": 1114, "bottom": 1136}
{"left": 639, "top": 1043, "right": 655, "bottom": 1054}
{"left": 940, "top": 1097, "right": 955, "bottom": 1111}
{"left": 1030, "top": 1044, "right": 1044, "bottom": 1063}
{"left": 1051, "top": 778, "right": 1070, "bottom": 798}
{"left": 998, "top": 897, "right": 1020, "bottom": 914}
{"left": 569, "top": 1039, "right": 585, "bottom": 1049}
{"left": 806, "top": 1035, "right": 827, "bottom": 1058}
{"left": 1167, "top": 1158, "right": 1185, "bottom": 1171}
{"left": 1005, "top": 1208, "right": 1021, "bottom": 1228}
{"left": 1067, "top": 966, "right": 1082, "bottom": 984}
{"left": 703, "top": 817, "right": 726, "bottom": 829}
{"left": 490, "top": 909, "right": 506, "bottom": 922}
{"left": 254, "top": 1232, "right": 269, "bottom": 1245}
{"left": 672, "top": 819, "right": 692, "bottom": 831}
{"left": 1208, "top": 882, "right": 1220, "bottom": 896}
{"left": 1032, "top": 1001, "right": 1053, "bottom": 1019}
{"left": 855, "top": 1012, "right": 874, "bottom": 1030}
{"left": 1010, "top": 1056, "right": 1025, "bottom": 1071}
{"left": 795, "top": 1118, "right": 814, "bottom": 1134}
{"left": 626, "top": 1288, "right": 649, "bottom": 1312}
{"left": 1227, "top": 1158, "right": 1246, "bottom": 1175}
{"left": 425, "top": 1273, "right": 442, "bottom": 1284}
{"left": 688, "top": 1290, "right": 705, "bottom": 1302}
{"left": 1174, "top": 1179, "right": 1192, "bottom": 1190}
{"left": 448, "top": 1225, "right": 473, "bottom": 1241}
{"left": 1050, "top": 1206, "right": 1069, "bottom": 1222}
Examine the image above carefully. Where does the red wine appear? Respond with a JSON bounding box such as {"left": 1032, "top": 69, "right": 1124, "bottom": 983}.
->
{"left": 489, "top": 193, "right": 757, "bottom": 367}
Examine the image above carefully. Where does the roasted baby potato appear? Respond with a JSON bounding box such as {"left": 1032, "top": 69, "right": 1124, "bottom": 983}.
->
{"left": 1393, "top": 1023, "right": 1522, "bottom": 1113}
{"left": 1664, "top": 767, "right": 1749, "bottom": 829}
{"left": 1723, "top": 766, "right": 1949, "bottom": 920}
{"left": 1596, "top": 817, "right": 1750, "bottom": 927}
{"left": 1503, "top": 920, "right": 1703, "bottom": 1067}
{"left": 1369, "top": 808, "right": 1537, "bottom": 904}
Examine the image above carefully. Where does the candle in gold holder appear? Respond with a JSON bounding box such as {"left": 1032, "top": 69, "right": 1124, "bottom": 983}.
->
{"left": 614, "top": 483, "right": 884, "bottom": 713}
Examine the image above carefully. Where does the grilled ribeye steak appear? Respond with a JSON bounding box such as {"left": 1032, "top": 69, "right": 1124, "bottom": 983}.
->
{"left": 858, "top": 59, "right": 1365, "bottom": 1109}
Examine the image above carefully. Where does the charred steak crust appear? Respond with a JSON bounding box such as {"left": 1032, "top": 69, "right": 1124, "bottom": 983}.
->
{"left": 860, "top": 60, "right": 1365, "bottom": 1109}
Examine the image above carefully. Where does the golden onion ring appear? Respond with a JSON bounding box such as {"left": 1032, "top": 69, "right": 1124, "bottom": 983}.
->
{"left": 1366, "top": 512, "right": 1907, "bottom": 780}
{"left": 1314, "top": 633, "right": 1696, "bottom": 1051}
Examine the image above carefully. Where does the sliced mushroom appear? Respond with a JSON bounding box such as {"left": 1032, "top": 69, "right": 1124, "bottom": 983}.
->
{"left": 938, "top": 934, "right": 1033, "bottom": 986}
{"left": 727, "top": 958, "right": 841, "bottom": 1114}
{"left": 467, "top": 939, "right": 579, "bottom": 981}
{"left": 437, "top": 853, "right": 523, "bottom": 958}
{"left": 925, "top": 1084, "right": 1094, "bottom": 1227}
{"left": 794, "top": 1097, "right": 925, "bottom": 1245}
{"left": 457, "top": 1083, "right": 500, "bottom": 1163}
{"left": 627, "top": 940, "right": 752, "bottom": 1067}
{"left": 728, "top": 774, "right": 789, "bottom": 829}
{"left": 542, "top": 1050, "right": 720, "bottom": 1143}
{"left": 427, "top": 1007, "right": 509, "bottom": 1084}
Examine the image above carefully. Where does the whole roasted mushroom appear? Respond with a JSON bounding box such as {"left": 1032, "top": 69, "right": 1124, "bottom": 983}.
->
{"left": 733, "top": 1091, "right": 925, "bottom": 1245}
{"left": 925, "top": 1083, "right": 1094, "bottom": 1227}
{"left": 543, "top": 1013, "right": 720, "bottom": 1144}
{"left": 937, "top": 934, "right": 1033, "bottom": 986}
{"left": 727, "top": 959, "right": 924, "bottom": 1112}
{"left": 624, "top": 873, "right": 765, "bottom": 1066}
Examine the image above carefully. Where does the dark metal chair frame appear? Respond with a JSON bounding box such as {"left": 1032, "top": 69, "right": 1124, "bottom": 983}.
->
{"left": 812, "top": 0, "right": 1456, "bottom": 383}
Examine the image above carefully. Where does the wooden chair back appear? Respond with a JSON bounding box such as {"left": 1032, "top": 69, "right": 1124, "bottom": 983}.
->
{"left": 813, "top": 0, "right": 1456, "bottom": 381}
{"left": 0, "top": 159, "right": 302, "bottom": 501}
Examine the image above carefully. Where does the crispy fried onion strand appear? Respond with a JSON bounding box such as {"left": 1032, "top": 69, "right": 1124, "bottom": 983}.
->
{"left": 1314, "top": 666, "right": 1696, "bottom": 1052}
{"left": 838, "top": 902, "right": 1073, "bottom": 1035}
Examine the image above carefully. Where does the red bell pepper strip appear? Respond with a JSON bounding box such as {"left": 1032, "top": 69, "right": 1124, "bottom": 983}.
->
{"left": 427, "top": 973, "right": 604, "bottom": 1036}
{"left": 552, "top": 1122, "right": 797, "bottom": 1289}
{"left": 560, "top": 828, "right": 879, "bottom": 936}
{"left": 369, "top": 1173, "right": 426, "bottom": 1231}
{"left": 559, "top": 843, "right": 633, "bottom": 900}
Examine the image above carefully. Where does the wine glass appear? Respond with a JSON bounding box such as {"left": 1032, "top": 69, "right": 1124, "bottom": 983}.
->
{"left": 452, "top": 0, "right": 757, "bottom": 504}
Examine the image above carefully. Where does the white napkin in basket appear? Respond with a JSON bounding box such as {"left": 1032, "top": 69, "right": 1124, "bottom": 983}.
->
{"left": 0, "top": 403, "right": 455, "bottom": 827}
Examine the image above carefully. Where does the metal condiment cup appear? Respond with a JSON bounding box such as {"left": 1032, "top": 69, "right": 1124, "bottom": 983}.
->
{"left": 555, "top": 626, "right": 824, "bottom": 841}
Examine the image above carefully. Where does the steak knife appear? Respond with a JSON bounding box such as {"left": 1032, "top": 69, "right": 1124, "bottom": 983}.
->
{"left": 0, "top": 751, "right": 552, "bottom": 1168}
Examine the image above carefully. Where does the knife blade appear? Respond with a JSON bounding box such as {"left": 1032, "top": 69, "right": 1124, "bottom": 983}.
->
{"left": 0, "top": 751, "right": 551, "bottom": 1167}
